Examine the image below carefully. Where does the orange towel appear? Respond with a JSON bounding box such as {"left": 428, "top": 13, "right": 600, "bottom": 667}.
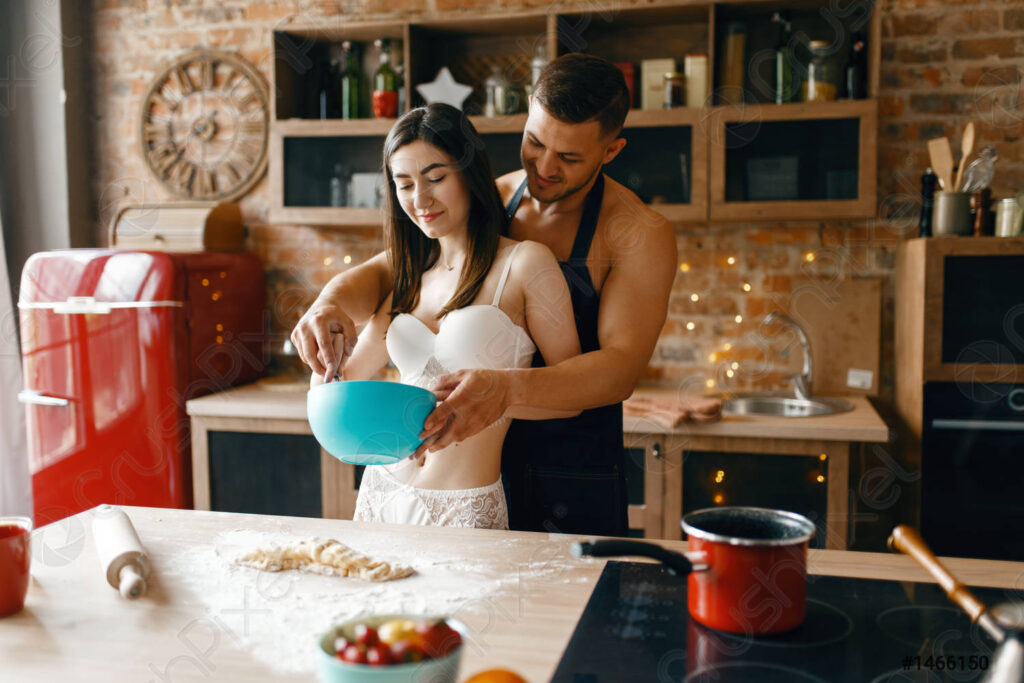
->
{"left": 623, "top": 394, "right": 722, "bottom": 428}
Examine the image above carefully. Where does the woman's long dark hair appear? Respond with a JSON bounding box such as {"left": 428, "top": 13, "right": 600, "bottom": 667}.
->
{"left": 382, "top": 103, "right": 507, "bottom": 321}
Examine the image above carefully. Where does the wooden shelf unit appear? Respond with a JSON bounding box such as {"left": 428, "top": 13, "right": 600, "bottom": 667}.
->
{"left": 269, "top": 1, "right": 880, "bottom": 227}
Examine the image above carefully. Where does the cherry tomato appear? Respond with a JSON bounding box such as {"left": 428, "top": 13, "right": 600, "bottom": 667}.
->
{"left": 333, "top": 636, "right": 350, "bottom": 656}
{"left": 353, "top": 623, "right": 380, "bottom": 648}
{"left": 365, "top": 644, "right": 394, "bottom": 666}
{"left": 415, "top": 619, "right": 461, "bottom": 657}
{"left": 390, "top": 639, "right": 427, "bottom": 663}
{"left": 340, "top": 644, "right": 366, "bottom": 664}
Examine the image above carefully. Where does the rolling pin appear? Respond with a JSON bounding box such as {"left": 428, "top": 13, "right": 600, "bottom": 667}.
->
{"left": 92, "top": 505, "right": 151, "bottom": 599}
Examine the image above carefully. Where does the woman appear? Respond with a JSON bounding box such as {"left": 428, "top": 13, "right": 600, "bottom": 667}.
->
{"left": 314, "top": 103, "right": 580, "bottom": 530}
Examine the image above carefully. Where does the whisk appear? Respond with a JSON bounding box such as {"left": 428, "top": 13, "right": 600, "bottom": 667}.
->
{"left": 960, "top": 147, "right": 998, "bottom": 193}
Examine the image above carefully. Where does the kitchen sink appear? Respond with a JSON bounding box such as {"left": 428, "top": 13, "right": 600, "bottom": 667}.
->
{"left": 719, "top": 392, "right": 854, "bottom": 418}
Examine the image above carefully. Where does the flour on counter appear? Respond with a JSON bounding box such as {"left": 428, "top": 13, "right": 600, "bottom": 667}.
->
{"left": 159, "top": 528, "right": 556, "bottom": 675}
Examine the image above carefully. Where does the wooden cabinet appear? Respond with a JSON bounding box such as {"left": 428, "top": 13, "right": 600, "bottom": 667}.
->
{"left": 268, "top": 1, "right": 879, "bottom": 226}
{"left": 660, "top": 434, "right": 852, "bottom": 549}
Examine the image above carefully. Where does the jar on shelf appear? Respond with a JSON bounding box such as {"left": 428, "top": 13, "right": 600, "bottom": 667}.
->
{"left": 802, "top": 40, "right": 838, "bottom": 102}
{"left": 663, "top": 72, "right": 684, "bottom": 109}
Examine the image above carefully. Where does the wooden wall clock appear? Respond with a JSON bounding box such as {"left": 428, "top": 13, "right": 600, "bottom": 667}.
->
{"left": 140, "top": 49, "right": 270, "bottom": 201}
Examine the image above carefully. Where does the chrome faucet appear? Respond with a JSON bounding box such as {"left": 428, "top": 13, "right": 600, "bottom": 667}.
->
{"left": 764, "top": 312, "right": 813, "bottom": 400}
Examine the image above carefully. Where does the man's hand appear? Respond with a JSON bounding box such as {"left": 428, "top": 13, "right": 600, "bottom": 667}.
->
{"left": 290, "top": 303, "right": 358, "bottom": 380}
{"left": 412, "top": 369, "right": 512, "bottom": 457}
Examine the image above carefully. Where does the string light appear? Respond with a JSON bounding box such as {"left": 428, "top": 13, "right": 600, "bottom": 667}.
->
{"left": 215, "top": 335, "right": 224, "bottom": 344}
{"left": 714, "top": 470, "right": 725, "bottom": 483}
{"left": 691, "top": 293, "right": 700, "bottom": 302}
{"left": 726, "top": 369, "right": 735, "bottom": 378}
{"left": 323, "top": 257, "right": 333, "bottom": 266}
{"left": 734, "top": 315, "right": 743, "bottom": 323}
{"left": 805, "top": 252, "right": 816, "bottom": 262}
{"left": 211, "top": 291, "right": 222, "bottom": 301}
{"left": 705, "top": 378, "right": 716, "bottom": 389}
{"left": 344, "top": 254, "right": 353, "bottom": 264}
{"left": 816, "top": 474, "right": 826, "bottom": 483}
{"left": 215, "top": 324, "right": 223, "bottom": 332}
{"left": 723, "top": 343, "right": 732, "bottom": 351}
{"left": 742, "top": 282, "right": 752, "bottom": 292}
{"left": 726, "top": 256, "right": 736, "bottom": 265}
{"left": 713, "top": 493, "right": 725, "bottom": 505}
{"left": 819, "top": 453, "right": 828, "bottom": 461}
{"left": 731, "top": 361, "right": 739, "bottom": 370}
{"left": 686, "top": 321, "right": 696, "bottom": 331}
{"left": 680, "top": 262, "right": 691, "bottom": 272}
{"left": 708, "top": 352, "right": 718, "bottom": 362}
{"left": 201, "top": 278, "right": 210, "bottom": 287}
{"left": 219, "top": 271, "right": 227, "bottom": 279}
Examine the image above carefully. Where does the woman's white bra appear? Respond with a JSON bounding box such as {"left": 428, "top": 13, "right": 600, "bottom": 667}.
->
{"left": 385, "top": 242, "right": 536, "bottom": 388}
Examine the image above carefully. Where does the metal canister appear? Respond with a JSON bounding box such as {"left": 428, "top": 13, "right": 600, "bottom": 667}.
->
{"left": 995, "top": 197, "right": 1024, "bottom": 237}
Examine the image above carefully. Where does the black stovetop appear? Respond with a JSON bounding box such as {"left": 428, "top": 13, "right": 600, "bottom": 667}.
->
{"left": 553, "top": 561, "right": 1012, "bottom": 683}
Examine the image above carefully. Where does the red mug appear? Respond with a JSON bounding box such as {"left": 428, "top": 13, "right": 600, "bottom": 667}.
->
{"left": 573, "top": 506, "right": 816, "bottom": 635}
{"left": 0, "top": 517, "right": 32, "bottom": 616}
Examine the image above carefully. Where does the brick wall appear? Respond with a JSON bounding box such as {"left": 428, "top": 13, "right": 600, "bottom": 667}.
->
{"left": 89, "top": 0, "right": 1024, "bottom": 408}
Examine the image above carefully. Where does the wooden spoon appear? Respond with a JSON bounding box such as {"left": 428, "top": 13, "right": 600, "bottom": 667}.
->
{"left": 928, "top": 136, "right": 955, "bottom": 191}
{"left": 953, "top": 121, "right": 976, "bottom": 191}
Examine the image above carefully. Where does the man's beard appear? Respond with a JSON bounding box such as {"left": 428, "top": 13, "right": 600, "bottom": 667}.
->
{"left": 523, "top": 159, "right": 602, "bottom": 204}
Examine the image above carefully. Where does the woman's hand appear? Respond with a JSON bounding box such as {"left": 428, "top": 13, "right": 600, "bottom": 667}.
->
{"left": 291, "top": 302, "right": 358, "bottom": 381}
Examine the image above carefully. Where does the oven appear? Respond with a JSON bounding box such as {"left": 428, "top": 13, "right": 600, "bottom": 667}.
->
{"left": 921, "top": 381, "right": 1024, "bottom": 561}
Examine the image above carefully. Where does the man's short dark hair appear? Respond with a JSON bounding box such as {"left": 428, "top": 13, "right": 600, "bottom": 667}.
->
{"left": 533, "top": 53, "right": 630, "bottom": 139}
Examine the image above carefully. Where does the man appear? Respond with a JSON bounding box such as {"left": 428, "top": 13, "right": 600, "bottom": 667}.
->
{"left": 292, "top": 53, "right": 721, "bottom": 536}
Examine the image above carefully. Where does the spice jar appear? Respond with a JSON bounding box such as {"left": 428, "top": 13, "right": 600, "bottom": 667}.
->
{"left": 664, "top": 72, "right": 684, "bottom": 109}
{"left": 802, "top": 40, "right": 838, "bottom": 102}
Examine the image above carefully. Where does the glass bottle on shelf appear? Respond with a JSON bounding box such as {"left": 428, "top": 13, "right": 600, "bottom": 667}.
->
{"left": 717, "top": 22, "right": 746, "bottom": 105}
{"left": 339, "top": 41, "right": 362, "bottom": 120}
{"left": 329, "top": 163, "right": 350, "bottom": 207}
{"left": 484, "top": 65, "right": 510, "bottom": 117}
{"left": 770, "top": 12, "right": 794, "bottom": 104}
{"left": 317, "top": 59, "right": 335, "bottom": 119}
{"left": 372, "top": 38, "right": 398, "bottom": 118}
{"left": 802, "top": 40, "right": 838, "bottom": 102}
{"left": 530, "top": 42, "right": 548, "bottom": 88}
{"left": 842, "top": 34, "right": 867, "bottom": 99}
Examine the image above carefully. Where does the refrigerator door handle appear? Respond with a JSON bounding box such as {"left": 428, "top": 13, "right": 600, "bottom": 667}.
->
{"left": 19, "top": 297, "right": 183, "bottom": 315}
{"left": 17, "top": 390, "right": 70, "bottom": 407}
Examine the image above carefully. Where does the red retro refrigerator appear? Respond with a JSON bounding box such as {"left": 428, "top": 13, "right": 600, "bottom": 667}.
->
{"left": 17, "top": 249, "right": 266, "bottom": 526}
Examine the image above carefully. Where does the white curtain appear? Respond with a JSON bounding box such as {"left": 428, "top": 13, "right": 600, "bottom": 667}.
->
{"left": 0, "top": 225, "right": 30, "bottom": 518}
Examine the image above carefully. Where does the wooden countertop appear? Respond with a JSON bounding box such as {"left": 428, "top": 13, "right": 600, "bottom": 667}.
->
{"left": 187, "top": 378, "right": 889, "bottom": 443}
{"left": 3, "top": 506, "right": 1021, "bottom": 682}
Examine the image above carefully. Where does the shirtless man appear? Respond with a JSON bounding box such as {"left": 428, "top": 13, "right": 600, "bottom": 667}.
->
{"left": 292, "top": 53, "right": 721, "bottom": 536}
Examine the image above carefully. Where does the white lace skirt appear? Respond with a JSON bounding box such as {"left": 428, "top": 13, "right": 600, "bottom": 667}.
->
{"left": 353, "top": 465, "right": 509, "bottom": 530}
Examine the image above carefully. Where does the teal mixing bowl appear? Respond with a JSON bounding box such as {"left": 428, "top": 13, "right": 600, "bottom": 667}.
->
{"left": 307, "top": 381, "right": 436, "bottom": 466}
{"left": 315, "top": 615, "right": 464, "bottom": 683}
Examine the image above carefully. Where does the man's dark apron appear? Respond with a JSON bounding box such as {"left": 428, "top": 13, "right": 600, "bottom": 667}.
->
{"left": 500, "top": 173, "right": 629, "bottom": 536}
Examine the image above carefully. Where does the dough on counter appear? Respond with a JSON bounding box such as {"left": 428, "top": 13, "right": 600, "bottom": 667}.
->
{"left": 234, "top": 537, "right": 415, "bottom": 581}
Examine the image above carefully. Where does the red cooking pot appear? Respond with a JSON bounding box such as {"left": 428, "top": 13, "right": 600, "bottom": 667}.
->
{"left": 572, "top": 506, "right": 816, "bottom": 635}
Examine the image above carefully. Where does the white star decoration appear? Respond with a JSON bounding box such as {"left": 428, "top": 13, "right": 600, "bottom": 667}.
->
{"left": 415, "top": 67, "right": 473, "bottom": 110}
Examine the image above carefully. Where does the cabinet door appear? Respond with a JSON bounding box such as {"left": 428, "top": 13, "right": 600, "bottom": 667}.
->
{"left": 623, "top": 433, "right": 666, "bottom": 538}
{"left": 708, "top": 100, "right": 877, "bottom": 221}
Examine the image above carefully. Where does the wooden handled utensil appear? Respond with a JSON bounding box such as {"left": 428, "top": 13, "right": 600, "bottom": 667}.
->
{"left": 954, "top": 121, "right": 976, "bottom": 191}
{"left": 888, "top": 525, "right": 1005, "bottom": 642}
{"left": 927, "top": 136, "right": 955, "bottom": 191}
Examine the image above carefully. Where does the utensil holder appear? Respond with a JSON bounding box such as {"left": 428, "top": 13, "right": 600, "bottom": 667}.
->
{"left": 932, "top": 191, "right": 972, "bottom": 236}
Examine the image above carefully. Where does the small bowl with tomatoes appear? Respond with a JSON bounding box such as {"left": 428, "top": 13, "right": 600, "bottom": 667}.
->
{"left": 316, "top": 614, "right": 465, "bottom": 683}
